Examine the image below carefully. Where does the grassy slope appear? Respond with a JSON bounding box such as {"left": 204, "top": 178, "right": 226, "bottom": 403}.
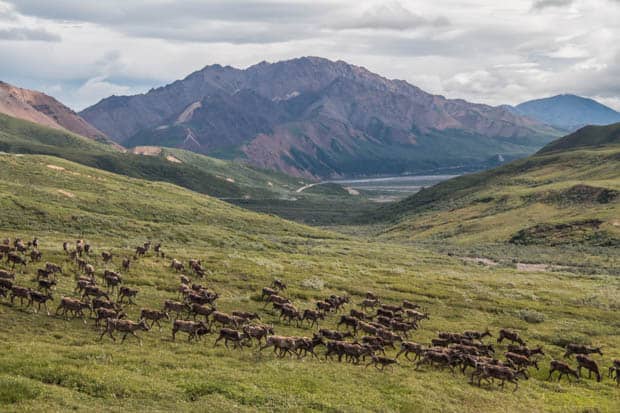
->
{"left": 0, "top": 154, "right": 325, "bottom": 243}
{"left": 0, "top": 154, "right": 618, "bottom": 412}
{"left": 165, "top": 149, "right": 380, "bottom": 225}
{"left": 539, "top": 122, "right": 620, "bottom": 153}
{"left": 375, "top": 127, "right": 620, "bottom": 251}
{"left": 0, "top": 112, "right": 376, "bottom": 224}
{"left": 0, "top": 113, "right": 312, "bottom": 199}
{"left": 162, "top": 148, "right": 305, "bottom": 198}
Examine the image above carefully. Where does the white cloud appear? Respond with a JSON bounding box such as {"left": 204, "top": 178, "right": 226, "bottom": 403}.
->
{"left": 333, "top": 1, "right": 450, "bottom": 31}
{"left": 545, "top": 44, "right": 590, "bottom": 59}
{"left": 532, "top": 0, "right": 574, "bottom": 10}
{"left": 0, "top": 27, "right": 59, "bottom": 41}
{"left": 595, "top": 96, "right": 620, "bottom": 111}
{"left": 74, "top": 76, "right": 135, "bottom": 105}
{"left": 0, "top": 0, "right": 618, "bottom": 110}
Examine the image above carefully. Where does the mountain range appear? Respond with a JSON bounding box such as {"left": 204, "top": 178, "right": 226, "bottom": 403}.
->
{"left": 4, "top": 57, "right": 620, "bottom": 181}
{"left": 515, "top": 94, "right": 620, "bottom": 132}
{"left": 80, "top": 57, "right": 560, "bottom": 179}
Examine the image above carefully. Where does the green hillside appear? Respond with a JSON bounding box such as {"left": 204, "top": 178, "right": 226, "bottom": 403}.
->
{"left": 0, "top": 154, "right": 618, "bottom": 412}
{"left": 0, "top": 154, "right": 326, "bottom": 242}
{"left": 539, "top": 122, "right": 620, "bottom": 153}
{"left": 162, "top": 148, "right": 303, "bottom": 197}
{"left": 0, "top": 113, "right": 311, "bottom": 199}
{"left": 374, "top": 125, "right": 620, "bottom": 252}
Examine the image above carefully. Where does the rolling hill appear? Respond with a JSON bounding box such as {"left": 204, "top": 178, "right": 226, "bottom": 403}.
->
{"left": 0, "top": 153, "right": 325, "bottom": 241}
{"left": 515, "top": 94, "right": 620, "bottom": 132}
{"left": 375, "top": 123, "right": 620, "bottom": 248}
{"left": 80, "top": 57, "right": 560, "bottom": 178}
{"left": 0, "top": 111, "right": 381, "bottom": 225}
{"left": 0, "top": 81, "right": 114, "bottom": 145}
{"left": 0, "top": 112, "right": 310, "bottom": 200}
{"left": 538, "top": 122, "right": 620, "bottom": 153}
{"left": 0, "top": 153, "right": 618, "bottom": 412}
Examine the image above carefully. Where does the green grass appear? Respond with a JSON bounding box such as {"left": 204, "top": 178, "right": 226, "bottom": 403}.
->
{"left": 0, "top": 113, "right": 314, "bottom": 200}
{"left": 230, "top": 197, "right": 378, "bottom": 226}
{"left": 0, "top": 154, "right": 328, "bottom": 243}
{"left": 161, "top": 148, "right": 306, "bottom": 198}
{"left": 0, "top": 112, "right": 383, "bottom": 224}
{"left": 0, "top": 154, "right": 618, "bottom": 412}
{"left": 373, "top": 138, "right": 620, "bottom": 252}
{"left": 539, "top": 122, "right": 620, "bottom": 154}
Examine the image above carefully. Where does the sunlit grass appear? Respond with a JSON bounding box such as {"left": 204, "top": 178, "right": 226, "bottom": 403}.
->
{"left": 0, "top": 154, "right": 618, "bottom": 412}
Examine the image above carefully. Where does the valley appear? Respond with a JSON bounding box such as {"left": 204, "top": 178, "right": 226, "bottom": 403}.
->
{"left": 0, "top": 152, "right": 618, "bottom": 412}
{"left": 328, "top": 174, "right": 458, "bottom": 202}
{"left": 0, "top": 49, "right": 618, "bottom": 412}
{"left": 374, "top": 123, "right": 620, "bottom": 252}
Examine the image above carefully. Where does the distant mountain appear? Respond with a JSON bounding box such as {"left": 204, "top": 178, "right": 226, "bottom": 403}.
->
{"left": 516, "top": 94, "right": 620, "bottom": 132}
{"left": 0, "top": 81, "right": 114, "bottom": 145}
{"left": 81, "top": 57, "right": 560, "bottom": 179}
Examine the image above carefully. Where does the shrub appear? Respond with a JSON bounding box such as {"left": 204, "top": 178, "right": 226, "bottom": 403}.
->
{"left": 301, "top": 278, "right": 325, "bottom": 290}
{"left": 516, "top": 309, "right": 545, "bottom": 323}
{"left": 550, "top": 332, "right": 589, "bottom": 348}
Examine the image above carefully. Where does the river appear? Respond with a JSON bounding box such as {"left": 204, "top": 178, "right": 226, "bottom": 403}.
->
{"left": 328, "top": 174, "right": 458, "bottom": 201}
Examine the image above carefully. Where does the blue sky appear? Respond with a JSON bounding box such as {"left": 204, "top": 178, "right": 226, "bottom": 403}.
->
{"left": 1, "top": 0, "right": 619, "bottom": 111}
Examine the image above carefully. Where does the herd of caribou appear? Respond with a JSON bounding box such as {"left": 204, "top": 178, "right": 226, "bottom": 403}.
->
{"left": 0, "top": 236, "right": 618, "bottom": 392}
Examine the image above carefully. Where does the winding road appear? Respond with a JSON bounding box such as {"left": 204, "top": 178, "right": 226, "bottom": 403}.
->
{"left": 295, "top": 182, "right": 323, "bottom": 193}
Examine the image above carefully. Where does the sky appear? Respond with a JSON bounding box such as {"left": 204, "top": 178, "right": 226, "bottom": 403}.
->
{"left": 0, "top": 0, "right": 619, "bottom": 111}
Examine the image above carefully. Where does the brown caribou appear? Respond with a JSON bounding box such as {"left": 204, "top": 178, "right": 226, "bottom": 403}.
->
{"left": 576, "top": 354, "right": 601, "bottom": 382}
{"left": 564, "top": 343, "right": 603, "bottom": 358}
{"left": 100, "top": 318, "right": 150, "bottom": 345}
{"left": 497, "top": 329, "right": 525, "bottom": 346}
{"left": 548, "top": 360, "right": 579, "bottom": 382}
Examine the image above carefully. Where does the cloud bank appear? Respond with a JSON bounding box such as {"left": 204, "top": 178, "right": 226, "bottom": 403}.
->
{"left": 0, "top": 0, "right": 618, "bottom": 111}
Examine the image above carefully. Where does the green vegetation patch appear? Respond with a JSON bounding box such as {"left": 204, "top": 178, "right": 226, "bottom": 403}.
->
{"left": 531, "top": 185, "right": 618, "bottom": 205}
{"left": 509, "top": 219, "right": 619, "bottom": 247}
{"left": 0, "top": 376, "right": 41, "bottom": 405}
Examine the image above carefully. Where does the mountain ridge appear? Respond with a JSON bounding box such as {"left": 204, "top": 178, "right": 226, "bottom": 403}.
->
{"left": 81, "top": 57, "right": 561, "bottom": 178}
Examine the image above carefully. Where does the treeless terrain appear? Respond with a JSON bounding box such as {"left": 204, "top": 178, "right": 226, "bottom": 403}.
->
{"left": 0, "top": 81, "right": 111, "bottom": 143}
